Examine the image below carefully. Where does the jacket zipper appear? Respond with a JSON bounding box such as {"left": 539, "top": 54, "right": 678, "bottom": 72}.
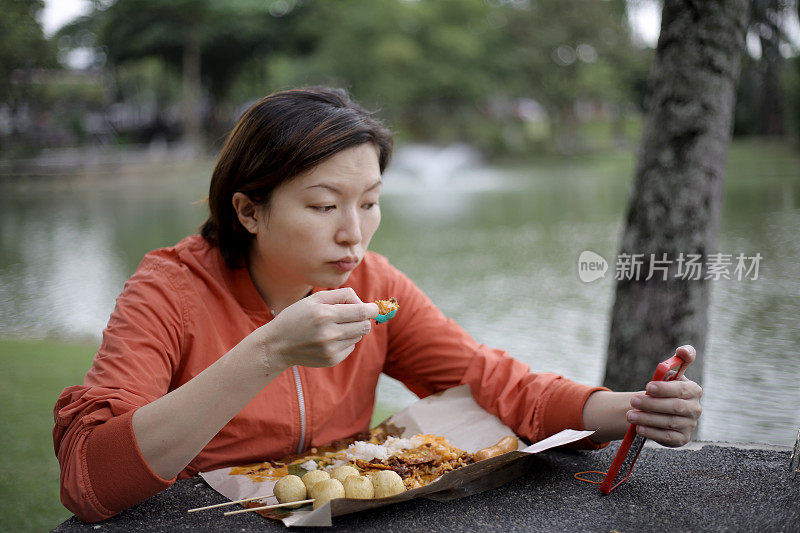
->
{"left": 291, "top": 366, "right": 307, "bottom": 454}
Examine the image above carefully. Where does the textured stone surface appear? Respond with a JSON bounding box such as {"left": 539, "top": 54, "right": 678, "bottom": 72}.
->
{"left": 53, "top": 443, "right": 799, "bottom": 532}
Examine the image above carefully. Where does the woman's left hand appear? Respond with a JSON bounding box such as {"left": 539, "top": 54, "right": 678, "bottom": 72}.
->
{"left": 625, "top": 345, "right": 703, "bottom": 447}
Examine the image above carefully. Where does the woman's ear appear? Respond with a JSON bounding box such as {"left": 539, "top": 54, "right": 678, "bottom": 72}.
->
{"left": 232, "top": 192, "right": 260, "bottom": 234}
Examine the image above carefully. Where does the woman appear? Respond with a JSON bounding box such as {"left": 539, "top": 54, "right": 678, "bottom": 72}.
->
{"left": 54, "top": 87, "right": 702, "bottom": 522}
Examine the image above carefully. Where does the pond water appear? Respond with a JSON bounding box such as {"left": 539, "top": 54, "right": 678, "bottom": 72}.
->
{"left": 1, "top": 143, "right": 798, "bottom": 445}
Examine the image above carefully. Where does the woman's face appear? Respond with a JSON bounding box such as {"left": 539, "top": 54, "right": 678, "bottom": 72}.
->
{"left": 249, "top": 143, "right": 382, "bottom": 296}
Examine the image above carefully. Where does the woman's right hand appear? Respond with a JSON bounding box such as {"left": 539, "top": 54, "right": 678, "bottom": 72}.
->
{"left": 258, "top": 288, "right": 379, "bottom": 373}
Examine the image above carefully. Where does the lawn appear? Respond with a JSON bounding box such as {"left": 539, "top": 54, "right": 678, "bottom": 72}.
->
{"left": 0, "top": 338, "right": 96, "bottom": 532}
{"left": 0, "top": 337, "right": 399, "bottom": 531}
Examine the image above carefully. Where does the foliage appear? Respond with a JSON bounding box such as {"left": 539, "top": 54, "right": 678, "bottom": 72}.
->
{"left": 48, "top": 0, "right": 652, "bottom": 152}
{"left": 225, "top": 0, "right": 651, "bottom": 152}
{"left": 495, "top": 0, "right": 648, "bottom": 151}
{"left": 56, "top": 0, "right": 306, "bottom": 107}
{"left": 789, "top": 55, "right": 800, "bottom": 138}
{"left": 95, "top": 0, "right": 295, "bottom": 99}
{"left": 733, "top": 0, "right": 798, "bottom": 136}
{"left": 0, "top": 0, "right": 57, "bottom": 155}
{"left": 4, "top": 0, "right": 799, "bottom": 155}
{"left": 0, "top": 0, "right": 54, "bottom": 102}
{"left": 280, "top": 0, "right": 500, "bottom": 137}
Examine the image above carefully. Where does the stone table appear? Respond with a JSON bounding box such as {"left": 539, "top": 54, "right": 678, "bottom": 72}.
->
{"left": 53, "top": 442, "right": 799, "bottom": 532}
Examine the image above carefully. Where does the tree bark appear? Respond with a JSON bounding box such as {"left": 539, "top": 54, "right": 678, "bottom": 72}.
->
{"left": 603, "top": 0, "right": 749, "bottom": 392}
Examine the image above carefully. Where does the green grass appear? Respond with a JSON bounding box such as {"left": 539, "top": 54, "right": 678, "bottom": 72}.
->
{"left": 0, "top": 338, "right": 96, "bottom": 532}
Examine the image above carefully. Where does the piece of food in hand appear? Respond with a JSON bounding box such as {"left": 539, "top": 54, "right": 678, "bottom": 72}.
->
{"left": 374, "top": 297, "right": 399, "bottom": 323}
{"left": 343, "top": 475, "right": 374, "bottom": 499}
{"left": 301, "top": 469, "right": 330, "bottom": 492}
{"left": 311, "top": 478, "right": 346, "bottom": 509}
{"left": 273, "top": 475, "right": 307, "bottom": 508}
{"left": 474, "top": 435, "right": 518, "bottom": 461}
{"left": 370, "top": 470, "right": 405, "bottom": 498}
{"left": 330, "top": 465, "right": 360, "bottom": 484}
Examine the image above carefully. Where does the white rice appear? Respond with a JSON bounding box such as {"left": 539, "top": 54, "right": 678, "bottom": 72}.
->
{"left": 343, "top": 435, "right": 424, "bottom": 463}
{"left": 300, "top": 459, "right": 318, "bottom": 471}
{"left": 321, "top": 459, "right": 347, "bottom": 473}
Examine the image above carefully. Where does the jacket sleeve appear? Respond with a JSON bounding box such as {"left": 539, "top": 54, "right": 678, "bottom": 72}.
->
{"left": 53, "top": 256, "right": 184, "bottom": 522}
{"left": 381, "top": 260, "right": 609, "bottom": 449}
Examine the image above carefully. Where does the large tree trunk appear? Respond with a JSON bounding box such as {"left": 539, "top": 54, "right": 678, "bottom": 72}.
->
{"left": 603, "top": 0, "right": 749, "bottom": 392}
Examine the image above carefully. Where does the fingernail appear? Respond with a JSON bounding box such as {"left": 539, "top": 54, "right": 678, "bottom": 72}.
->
{"left": 627, "top": 411, "right": 639, "bottom": 422}
{"left": 630, "top": 396, "right": 643, "bottom": 408}
{"left": 646, "top": 382, "right": 659, "bottom": 394}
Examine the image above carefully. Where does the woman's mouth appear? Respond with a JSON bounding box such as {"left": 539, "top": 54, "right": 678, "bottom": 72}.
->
{"left": 330, "top": 259, "right": 358, "bottom": 272}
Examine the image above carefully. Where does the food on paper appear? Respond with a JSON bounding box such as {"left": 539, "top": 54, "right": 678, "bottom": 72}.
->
{"left": 225, "top": 426, "right": 519, "bottom": 516}
{"left": 273, "top": 475, "right": 307, "bottom": 508}
{"left": 474, "top": 435, "right": 519, "bottom": 461}
{"left": 301, "top": 470, "right": 330, "bottom": 492}
{"left": 352, "top": 434, "right": 475, "bottom": 490}
{"left": 330, "top": 465, "right": 360, "bottom": 484}
{"left": 370, "top": 470, "right": 405, "bottom": 498}
{"left": 311, "top": 478, "right": 345, "bottom": 510}
{"left": 232, "top": 429, "right": 517, "bottom": 500}
{"left": 343, "top": 475, "right": 374, "bottom": 499}
{"left": 374, "top": 297, "right": 399, "bottom": 323}
{"left": 206, "top": 385, "right": 596, "bottom": 527}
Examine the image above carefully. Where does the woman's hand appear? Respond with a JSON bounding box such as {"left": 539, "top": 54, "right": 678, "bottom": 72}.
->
{"left": 625, "top": 345, "right": 703, "bottom": 447}
{"left": 258, "top": 288, "right": 379, "bottom": 373}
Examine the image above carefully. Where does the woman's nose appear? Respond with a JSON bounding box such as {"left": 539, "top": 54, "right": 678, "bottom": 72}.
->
{"left": 334, "top": 208, "right": 362, "bottom": 245}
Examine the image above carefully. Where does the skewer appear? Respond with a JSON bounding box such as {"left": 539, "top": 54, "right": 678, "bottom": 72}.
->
{"left": 187, "top": 494, "right": 274, "bottom": 513}
{"left": 223, "top": 499, "right": 315, "bottom": 515}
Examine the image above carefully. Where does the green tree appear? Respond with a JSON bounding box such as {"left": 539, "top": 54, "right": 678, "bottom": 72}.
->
{"left": 0, "top": 0, "right": 54, "bottom": 152}
{"left": 60, "top": 0, "right": 298, "bottom": 150}
{"left": 0, "top": 0, "right": 51, "bottom": 100}
{"left": 252, "top": 0, "right": 646, "bottom": 152}
{"left": 497, "top": 0, "right": 644, "bottom": 151}
{"left": 274, "top": 0, "right": 497, "bottom": 140}
{"left": 740, "top": 0, "right": 794, "bottom": 137}
{"left": 52, "top": 0, "right": 653, "bottom": 154}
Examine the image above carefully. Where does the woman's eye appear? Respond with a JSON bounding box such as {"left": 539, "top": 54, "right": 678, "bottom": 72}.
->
{"left": 312, "top": 205, "right": 336, "bottom": 212}
{"left": 362, "top": 202, "right": 378, "bottom": 210}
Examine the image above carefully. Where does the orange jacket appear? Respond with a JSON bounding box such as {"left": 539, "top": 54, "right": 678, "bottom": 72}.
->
{"left": 53, "top": 235, "right": 607, "bottom": 522}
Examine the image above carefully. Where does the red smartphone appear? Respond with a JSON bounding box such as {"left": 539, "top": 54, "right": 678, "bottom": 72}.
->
{"left": 599, "top": 352, "right": 692, "bottom": 495}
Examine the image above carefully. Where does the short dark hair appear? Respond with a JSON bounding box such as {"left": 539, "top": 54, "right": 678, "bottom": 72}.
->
{"left": 200, "top": 87, "right": 393, "bottom": 268}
